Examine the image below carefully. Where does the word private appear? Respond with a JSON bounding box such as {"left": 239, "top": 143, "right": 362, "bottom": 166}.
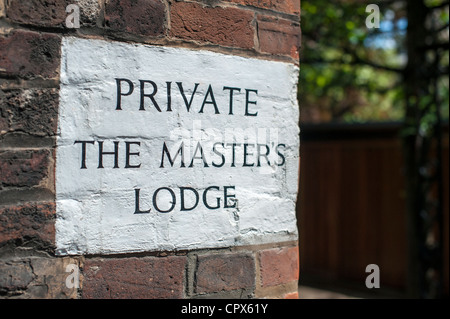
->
{"left": 115, "top": 78, "right": 260, "bottom": 116}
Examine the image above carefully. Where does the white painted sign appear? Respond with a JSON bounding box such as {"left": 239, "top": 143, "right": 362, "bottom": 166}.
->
{"left": 55, "top": 37, "right": 300, "bottom": 255}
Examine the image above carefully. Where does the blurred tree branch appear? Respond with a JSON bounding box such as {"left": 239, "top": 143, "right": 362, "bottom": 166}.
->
{"left": 300, "top": 0, "right": 449, "bottom": 298}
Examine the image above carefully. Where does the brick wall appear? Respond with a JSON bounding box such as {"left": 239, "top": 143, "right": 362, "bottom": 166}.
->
{"left": 0, "top": 0, "right": 300, "bottom": 299}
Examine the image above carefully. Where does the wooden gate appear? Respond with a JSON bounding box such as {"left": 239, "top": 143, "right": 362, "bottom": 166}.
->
{"left": 297, "top": 123, "right": 449, "bottom": 295}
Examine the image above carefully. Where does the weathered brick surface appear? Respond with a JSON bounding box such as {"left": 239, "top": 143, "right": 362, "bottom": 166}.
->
{"left": 0, "top": 260, "right": 34, "bottom": 292}
{"left": 0, "top": 203, "right": 55, "bottom": 245}
{"left": 6, "top": 0, "right": 101, "bottom": 27}
{"left": 0, "top": 257, "right": 81, "bottom": 298}
{"left": 0, "top": 31, "right": 61, "bottom": 80}
{"left": 195, "top": 253, "right": 255, "bottom": 294}
{"left": 257, "top": 15, "right": 301, "bottom": 59}
{"left": 224, "top": 0, "right": 300, "bottom": 16}
{"left": 0, "top": 134, "right": 54, "bottom": 150}
{"left": 259, "top": 246, "right": 299, "bottom": 287}
{"left": 0, "top": 0, "right": 300, "bottom": 300}
{"left": 105, "top": 0, "right": 166, "bottom": 36}
{"left": 0, "top": 149, "right": 50, "bottom": 189}
{"left": 0, "top": 89, "right": 59, "bottom": 137}
{"left": 284, "top": 291, "right": 299, "bottom": 299}
{"left": 5, "top": 0, "right": 67, "bottom": 27}
{"left": 0, "top": 0, "right": 5, "bottom": 18}
{"left": 82, "top": 256, "right": 186, "bottom": 299}
{"left": 170, "top": 1, "right": 255, "bottom": 49}
{"left": 76, "top": 0, "right": 102, "bottom": 26}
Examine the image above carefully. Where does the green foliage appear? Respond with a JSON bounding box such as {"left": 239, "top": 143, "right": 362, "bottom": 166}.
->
{"left": 299, "top": 0, "right": 449, "bottom": 124}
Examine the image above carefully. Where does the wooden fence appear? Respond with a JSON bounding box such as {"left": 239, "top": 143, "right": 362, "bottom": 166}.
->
{"left": 297, "top": 122, "right": 449, "bottom": 296}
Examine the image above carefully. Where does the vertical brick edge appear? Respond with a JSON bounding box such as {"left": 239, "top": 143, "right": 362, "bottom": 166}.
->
{"left": 0, "top": 0, "right": 300, "bottom": 299}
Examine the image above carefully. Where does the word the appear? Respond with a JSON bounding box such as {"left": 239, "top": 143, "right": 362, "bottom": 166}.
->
{"left": 74, "top": 140, "right": 141, "bottom": 169}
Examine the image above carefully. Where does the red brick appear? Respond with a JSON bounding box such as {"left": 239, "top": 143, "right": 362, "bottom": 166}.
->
{"left": 1, "top": 0, "right": 5, "bottom": 18}
{"left": 6, "top": 0, "right": 101, "bottom": 27}
{"left": 0, "top": 0, "right": 5, "bottom": 17}
{"left": 82, "top": 256, "right": 186, "bottom": 299}
{"left": 0, "top": 257, "right": 81, "bottom": 298}
{"left": 0, "top": 203, "right": 55, "bottom": 245}
{"left": 284, "top": 291, "right": 299, "bottom": 299}
{"left": 0, "top": 31, "right": 61, "bottom": 80}
{"left": 0, "top": 150, "right": 50, "bottom": 189}
{"left": 170, "top": 2, "right": 255, "bottom": 49}
{"left": 257, "top": 15, "right": 301, "bottom": 59}
{"left": 224, "top": 0, "right": 300, "bottom": 16}
{"left": 259, "top": 246, "right": 299, "bottom": 287}
{"left": 0, "top": 89, "right": 59, "bottom": 137}
{"left": 6, "top": 0, "right": 68, "bottom": 27}
{"left": 195, "top": 253, "right": 255, "bottom": 293}
{"left": 105, "top": 0, "right": 166, "bottom": 36}
{"left": 0, "top": 260, "right": 34, "bottom": 293}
